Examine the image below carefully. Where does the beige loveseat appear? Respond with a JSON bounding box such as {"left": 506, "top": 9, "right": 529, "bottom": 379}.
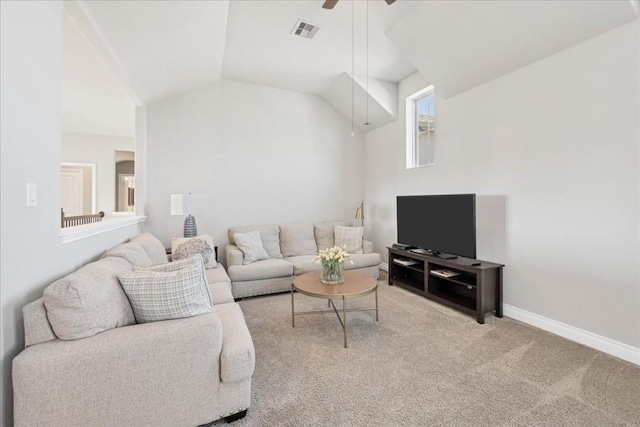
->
{"left": 12, "top": 233, "right": 255, "bottom": 427}
{"left": 226, "top": 221, "right": 381, "bottom": 299}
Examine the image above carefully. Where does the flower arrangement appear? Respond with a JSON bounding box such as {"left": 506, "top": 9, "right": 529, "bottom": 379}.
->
{"left": 315, "top": 245, "right": 353, "bottom": 284}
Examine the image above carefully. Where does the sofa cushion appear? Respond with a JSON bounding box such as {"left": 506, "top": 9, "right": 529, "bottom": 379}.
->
{"left": 102, "top": 242, "right": 153, "bottom": 267}
{"left": 285, "top": 255, "right": 322, "bottom": 276}
{"left": 43, "top": 257, "right": 135, "bottom": 340}
{"left": 119, "top": 255, "right": 213, "bottom": 324}
{"left": 228, "top": 225, "right": 282, "bottom": 259}
{"left": 171, "top": 234, "right": 217, "bottom": 268}
{"left": 314, "top": 221, "right": 351, "bottom": 251}
{"left": 279, "top": 223, "right": 317, "bottom": 257}
{"left": 227, "top": 259, "right": 293, "bottom": 282}
{"left": 334, "top": 226, "right": 364, "bottom": 254}
{"left": 23, "top": 297, "right": 57, "bottom": 347}
{"left": 130, "top": 233, "right": 168, "bottom": 265}
{"left": 205, "top": 265, "right": 231, "bottom": 285}
{"left": 343, "top": 253, "right": 382, "bottom": 270}
{"left": 234, "top": 230, "right": 269, "bottom": 264}
{"left": 205, "top": 266, "right": 234, "bottom": 305}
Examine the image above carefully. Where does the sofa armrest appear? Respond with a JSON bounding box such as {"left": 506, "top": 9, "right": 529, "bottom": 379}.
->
{"left": 363, "top": 240, "right": 374, "bottom": 254}
{"left": 13, "top": 313, "right": 223, "bottom": 426}
{"left": 216, "top": 303, "right": 255, "bottom": 383}
{"left": 225, "top": 244, "right": 244, "bottom": 267}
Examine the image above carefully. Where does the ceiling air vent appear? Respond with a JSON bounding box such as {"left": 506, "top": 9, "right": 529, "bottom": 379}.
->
{"left": 291, "top": 20, "right": 319, "bottom": 39}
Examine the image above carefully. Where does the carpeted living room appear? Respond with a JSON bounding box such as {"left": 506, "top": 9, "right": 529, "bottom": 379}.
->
{"left": 1, "top": 1, "right": 639, "bottom": 427}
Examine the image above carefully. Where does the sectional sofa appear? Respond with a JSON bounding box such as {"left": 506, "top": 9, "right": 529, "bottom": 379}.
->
{"left": 12, "top": 233, "right": 254, "bottom": 427}
{"left": 226, "top": 221, "right": 381, "bottom": 299}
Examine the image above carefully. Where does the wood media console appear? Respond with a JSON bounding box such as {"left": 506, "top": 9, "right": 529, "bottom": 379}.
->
{"left": 388, "top": 247, "right": 504, "bottom": 324}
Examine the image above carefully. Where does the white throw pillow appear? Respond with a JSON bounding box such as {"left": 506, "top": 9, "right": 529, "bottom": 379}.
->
{"left": 171, "top": 234, "right": 217, "bottom": 268}
{"left": 118, "top": 254, "right": 213, "bottom": 324}
{"left": 44, "top": 257, "right": 135, "bottom": 341}
{"left": 334, "top": 226, "right": 364, "bottom": 254}
{"left": 234, "top": 230, "right": 269, "bottom": 265}
{"left": 228, "top": 225, "right": 283, "bottom": 259}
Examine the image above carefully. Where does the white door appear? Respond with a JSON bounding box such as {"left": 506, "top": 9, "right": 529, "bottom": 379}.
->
{"left": 118, "top": 174, "right": 135, "bottom": 212}
{"left": 61, "top": 167, "right": 83, "bottom": 216}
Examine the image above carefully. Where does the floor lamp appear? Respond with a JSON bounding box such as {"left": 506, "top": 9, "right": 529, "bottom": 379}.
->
{"left": 355, "top": 201, "right": 364, "bottom": 228}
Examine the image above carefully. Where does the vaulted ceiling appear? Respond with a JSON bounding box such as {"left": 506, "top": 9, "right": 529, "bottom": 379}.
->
{"left": 63, "top": 0, "right": 639, "bottom": 137}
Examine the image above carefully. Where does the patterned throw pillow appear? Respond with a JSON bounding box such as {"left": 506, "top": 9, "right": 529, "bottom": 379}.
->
{"left": 233, "top": 230, "right": 269, "bottom": 265}
{"left": 334, "top": 226, "right": 364, "bottom": 254}
{"left": 171, "top": 234, "right": 217, "bottom": 268}
{"left": 136, "top": 255, "right": 213, "bottom": 303}
{"left": 118, "top": 254, "right": 213, "bottom": 324}
{"left": 228, "top": 225, "right": 283, "bottom": 259}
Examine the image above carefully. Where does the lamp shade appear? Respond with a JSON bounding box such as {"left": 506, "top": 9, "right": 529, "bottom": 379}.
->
{"left": 183, "top": 194, "right": 207, "bottom": 214}
{"left": 171, "top": 194, "right": 208, "bottom": 216}
{"left": 170, "top": 194, "right": 184, "bottom": 215}
{"left": 355, "top": 201, "right": 364, "bottom": 220}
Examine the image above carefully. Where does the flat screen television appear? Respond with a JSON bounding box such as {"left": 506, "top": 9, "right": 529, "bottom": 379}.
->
{"left": 397, "top": 194, "right": 476, "bottom": 259}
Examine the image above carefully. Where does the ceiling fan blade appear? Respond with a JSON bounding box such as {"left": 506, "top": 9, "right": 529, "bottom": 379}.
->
{"left": 385, "top": 0, "right": 396, "bottom": 4}
{"left": 322, "top": 0, "right": 339, "bottom": 9}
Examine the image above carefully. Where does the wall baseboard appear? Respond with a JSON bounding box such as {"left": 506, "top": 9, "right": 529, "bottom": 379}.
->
{"left": 503, "top": 304, "right": 639, "bottom": 366}
{"left": 379, "top": 261, "right": 637, "bottom": 365}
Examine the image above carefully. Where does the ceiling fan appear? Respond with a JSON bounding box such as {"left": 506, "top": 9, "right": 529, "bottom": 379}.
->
{"left": 322, "top": 0, "right": 396, "bottom": 9}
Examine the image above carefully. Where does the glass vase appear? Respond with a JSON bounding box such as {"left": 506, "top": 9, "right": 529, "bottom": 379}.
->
{"left": 321, "top": 262, "right": 344, "bottom": 284}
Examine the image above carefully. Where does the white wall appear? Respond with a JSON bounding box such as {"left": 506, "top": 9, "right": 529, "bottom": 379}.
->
{"left": 366, "top": 22, "right": 640, "bottom": 351}
{"left": 61, "top": 132, "right": 135, "bottom": 214}
{"left": 146, "top": 79, "right": 365, "bottom": 259}
{"left": 0, "top": 3, "right": 143, "bottom": 425}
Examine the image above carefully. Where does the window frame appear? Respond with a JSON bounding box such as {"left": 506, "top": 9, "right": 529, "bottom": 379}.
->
{"left": 406, "top": 85, "right": 435, "bottom": 169}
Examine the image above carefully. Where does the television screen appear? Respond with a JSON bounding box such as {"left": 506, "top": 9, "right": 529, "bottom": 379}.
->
{"left": 397, "top": 194, "right": 476, "bottom": 259}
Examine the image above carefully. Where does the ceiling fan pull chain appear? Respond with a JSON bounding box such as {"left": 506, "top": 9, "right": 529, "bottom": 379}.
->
{"left": 351, "top": 0, "right": 355, "bottom": 137}
{"left": 365, "top": 0, "right": 370, "bottom": 126}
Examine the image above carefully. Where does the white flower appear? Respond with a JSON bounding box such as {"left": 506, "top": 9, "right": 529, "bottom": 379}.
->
{"left": 314, "top": 245, "right": 352, "bottom": 265}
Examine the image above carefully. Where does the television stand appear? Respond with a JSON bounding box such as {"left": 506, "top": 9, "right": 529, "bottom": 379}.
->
{"left": 388, "top": 247, "right": 504, "bottom": 324}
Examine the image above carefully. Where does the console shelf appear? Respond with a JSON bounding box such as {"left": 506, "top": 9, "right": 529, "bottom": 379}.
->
{"left": 388, "top": 247, "right": 504, "bottom": 324}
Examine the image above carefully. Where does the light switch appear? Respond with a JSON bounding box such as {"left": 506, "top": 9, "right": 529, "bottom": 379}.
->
{"left": 26, "top": 183, "right": 37, "bottom": 207}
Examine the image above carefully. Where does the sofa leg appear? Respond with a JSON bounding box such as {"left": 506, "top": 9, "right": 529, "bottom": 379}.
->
{"left": 224, "top": 409, "right": 247, "bottom": 423}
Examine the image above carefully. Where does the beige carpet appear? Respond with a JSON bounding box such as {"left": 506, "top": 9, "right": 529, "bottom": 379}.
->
{"left": 219, "top": 274, "right": 640, "bottom": 426}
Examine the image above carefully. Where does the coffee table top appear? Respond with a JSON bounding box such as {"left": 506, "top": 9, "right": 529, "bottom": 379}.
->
{"left": 293, "top": 270, "right": 377, "bottom": 299}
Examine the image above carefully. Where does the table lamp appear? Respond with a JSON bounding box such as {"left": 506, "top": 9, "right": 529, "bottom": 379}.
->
{"left": 171, "top": 193, "right": 207, "bottom": 238}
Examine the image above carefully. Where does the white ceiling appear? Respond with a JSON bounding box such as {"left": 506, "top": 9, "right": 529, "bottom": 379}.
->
{"left": 222, "top": 0, "right": 416, "bottom": 95}
{"left": 65, "top": 0, "right": 639, "bottom": 136}
{"left": 77, "top": 0, "right": 230, "bottom": 104}
{"left": 388, "top": 0, "right": 640, "bottom": 99}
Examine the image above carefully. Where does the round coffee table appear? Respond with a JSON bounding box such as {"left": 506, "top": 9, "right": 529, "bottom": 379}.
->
{"left": 291, "top": 270, "right": 378, "bottom": 348}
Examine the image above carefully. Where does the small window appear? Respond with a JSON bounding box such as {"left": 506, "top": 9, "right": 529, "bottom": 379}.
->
{"left": 406, "top": 85, "right": 435, "bottom": 168}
